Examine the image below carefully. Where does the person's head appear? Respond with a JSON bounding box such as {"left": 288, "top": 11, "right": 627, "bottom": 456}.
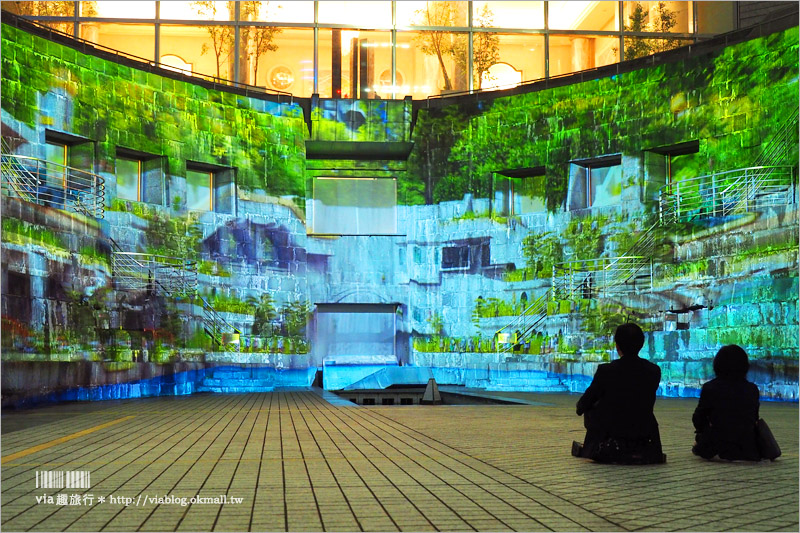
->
{"left": 614, "top": 323, "right": 645, "bottom": 357}
{"left": 713, "top": 345, "right": 750, "bottom": 379}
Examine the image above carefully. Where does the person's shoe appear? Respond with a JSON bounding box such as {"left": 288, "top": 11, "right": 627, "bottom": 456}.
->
{"left": 571, "top": 441, "right": 583, "bottom": 457}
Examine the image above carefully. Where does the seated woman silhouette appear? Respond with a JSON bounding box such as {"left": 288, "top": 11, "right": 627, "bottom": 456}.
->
{"left": 572, "top": 323, "right": 666, "bottom": 464}
{"left": 692, "top": 345, "right": 761, "bottom": 461}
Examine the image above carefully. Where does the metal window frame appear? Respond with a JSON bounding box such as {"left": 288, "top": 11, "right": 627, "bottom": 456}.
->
{"left": 15, "top": 1, "right": 713, "bottom": 95}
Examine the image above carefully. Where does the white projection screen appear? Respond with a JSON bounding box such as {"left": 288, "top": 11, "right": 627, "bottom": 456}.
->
{"left": 312, "top": 177, "right": 397, "bottom": 235}
{"left": 315, "top": 304, "right": 396, "bottom": 359}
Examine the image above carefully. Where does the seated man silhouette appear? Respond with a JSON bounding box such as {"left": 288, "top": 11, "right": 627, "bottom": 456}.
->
{"left": 572, "top": 323, "right": 666, "bottom": 464}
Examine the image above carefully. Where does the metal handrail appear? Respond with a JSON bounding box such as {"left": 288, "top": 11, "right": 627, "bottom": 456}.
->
{"left": 111, "top": 252, "right": 197, "bottom": 294}
{"left": 659, "top": 166, "right": 795, "bottom": 224}
{"left": 494, "top": 291, "right": 550, "bottom": 353}
{"left": 752, "top": 107, "right": 799, "bottom": 169}
{"left": 198, "top": 296, "right": 240, "bottom": 349}
{"left": 1, "top": 153, "right": 106, "bottom": 219}
{"left": 553, "top": 255, "right": 653, "bottom": 301}
{"left": 111, "top": 249, "right": 238, "bottom": 351}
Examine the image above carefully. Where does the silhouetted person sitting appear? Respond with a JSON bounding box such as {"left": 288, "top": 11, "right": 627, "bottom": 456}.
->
{"left": 692, "top": 345, "right": 761, "bottom": 461}
{"left": 572, "top": 323, "right": 665, "bottom": 464}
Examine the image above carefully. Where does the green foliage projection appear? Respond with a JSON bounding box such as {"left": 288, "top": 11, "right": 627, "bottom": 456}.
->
{"left": 522, "top": 231, "right": 564, "bottom": 278}
{"left": 407, "top": 27, "right": 799, "bottom": 208}
{"left": 0, "top": 24, "right": 307, "bottom": 197}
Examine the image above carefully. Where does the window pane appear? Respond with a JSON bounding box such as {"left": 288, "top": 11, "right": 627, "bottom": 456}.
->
{"left": 442, "top": 246, "right": 470, "bottom": 269}
{"left": 317, "top": 1, "right": 392, "bottom": 27}
{"left": 186, "top": 169, "right": 212, "bottom": 211}
{"left": 160, "top": 25, "right": 233, "bottom": 80}
{"left": 237, "top": 25, "right": 284, "bottom": 85}
{"left": 3, "top": 1, "right": 74, "bottom": 33}
{"left": 623, "top": 1, "right": 693, "bottom": 33}
{"left": 514, "top": 175, "right": 547, "bottom": 214}
{"left": 623, "top": 36, "right": 691, "bottom": 60}
{"left": 3, "top": 1, "right": 75, "bottom": 17}
{"left": 317, "top": 29, "right": 393, "bottom": 99}
{"left": 312, "top": 177, "right": 397, "bottom": 235}
{"left": 548, "top": 1, "right": 619, "bottom": 31}
{"left": 159, "top": 1, "right": 232, "bottom": 21}
{"left": 477, "top": 33, "right": 544, "bottom": 90}
{"left": 473, "top": 1, "right": 544, "bottom": 29}
{"left": 83, "top": 1, "right": 155, "bottom": 19}
{"left": 116, "top": 158, "right": 140, "bottom": 201}
{"left": 397, "top": 1, "right": 468, "bottom": 27}
{"left": 589, "top": 164, "right": 622, "bottom": 207}
{"left": 243, "top": 28, "right": 313, "bottom": 95}
{"left": 697, "top": 1, "right": 734, "bottom": 34}
{"left": 45, "top": 142, "right": 67, "bottom": 188}
{"left": 549, "top": 35, "right": 618, "bottom": 76}
{"left": 80, "top": 23, "right": 155, "bottom": 61}
{"left": 246, "top": 1, "right": 313, "bottom": 23}
{"left": 397, "top": 30, "right": 468, "bottom": 97}
{"left": 316, "top": 307, "right": 396, "bottom": 358}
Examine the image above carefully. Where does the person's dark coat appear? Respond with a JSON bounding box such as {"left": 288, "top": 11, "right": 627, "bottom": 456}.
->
{"left": 692, "top": 377, "right": 760, "bottom": 461}
{"left": 576, "top": 354, "right": 662, "bottom": 462}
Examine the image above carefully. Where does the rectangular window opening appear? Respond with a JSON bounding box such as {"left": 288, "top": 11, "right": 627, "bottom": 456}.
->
{"left": 494, "top": 168, "right": 547, "bottom": 216}
{"left": 186, "top": 163, "right": 235, "bottom": 214}
{"left": 441, "top": 246, "right": 470, "bottom": 270}
{"left": 116, "top": 148, "right": 165, "bottom": 205}
{"left": 569, "top": 156, "right": 622, "bottom": 210}
{"left": 311, "top": 176, "right": 397, "bottom": 235}
{"left": 186, "top": 168, "right": 213, "bottom": 212}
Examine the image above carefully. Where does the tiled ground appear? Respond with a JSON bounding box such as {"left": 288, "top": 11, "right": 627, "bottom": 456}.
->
{"left": 1, "top": 390, "right": 797, "bottom": 532}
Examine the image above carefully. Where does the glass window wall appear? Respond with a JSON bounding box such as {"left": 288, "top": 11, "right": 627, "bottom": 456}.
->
{"left": 623, "top": 1, "right": 693, "bottom": 34}
{"left": 318, "top": 1, "right": 392, "bottom": 27}
{"left": 318, "top": 29, "right": 394, "bottom": 99}
{"left": 159, "top": 1, "right": 232, "bottom": 21}
{"left": 396, "top": 1, "right": 469, "bottom": 27}
{"left": 83, "top": 2, "right": 155, "bottom": 19}
{"left": 249, "top": 1, "right": 314, "bottom": 24}
{"left": 472, "top": 1, "right": 544, "bottom": 29}
{"left": 548, "top": 1, "right": 618, "bottom": 31}
{"left": 8, "top": 1, "right": 736, "bottom": 98}
{"left": 244, "top": 27, "right": 314, "bottom": 95}
{"left": 80, "top": 23, "right": 155, "bottom": 61}
{"left": 549, "top": 34, "right": 617, "bottom": 76}
{"left": 481, "top": 33, "right": 544, "bottom": 89}
{"left": 398, "top": 30, "right": 469, "bottom": 97}
{"left": 160, "top": 24, "right": 232, "bottom": 80}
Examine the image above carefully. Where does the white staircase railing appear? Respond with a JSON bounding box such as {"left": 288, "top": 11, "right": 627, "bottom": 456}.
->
{"left": 111, "top": 251, "right": 197, "bottom": 295}
{"left": 494, "top": 291, "right": 550, "bottom": 353}
{"left": 111, "top": 250, "right": 238, "bottom": 350}
{"left": 659, "top": 166, "right": 795, "bottom": 224}
{"left": 1, "top": 153, "right": 105, "bottom": 219}
{"left": 553, "top": 255, "right": 653, "bottom": 301}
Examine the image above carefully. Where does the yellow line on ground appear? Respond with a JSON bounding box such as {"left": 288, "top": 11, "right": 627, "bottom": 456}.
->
{"left": 1, "top": 416, "right": 136, "bottom": 465}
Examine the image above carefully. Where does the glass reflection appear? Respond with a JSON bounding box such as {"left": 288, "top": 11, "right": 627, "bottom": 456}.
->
{"left": 80, "top": 23, "right": 155, "bottom": 61}
{"left": 396, "top": 1, "right": 469, "bottom": 27}
{"left": 318, "top": 1, "right": 392, "bottom": 27}
{"left": 161, "top": 24, "right": 232, "bottom": 80}
{"left": 248, "top": 1, "right": 314, "bottom": 23}
{"left": 473, "top": 1, "right": 545, "bottom": 29}
{"left": 549, "top": 35, "right": 617, "bottom": 76}
{"left": 159, "top": 1, "right": 232, "bottom": 21}
{"left": 85, "top": 1, "right": 155, "bottom": 19}
{"left": 548, "top": 1, "right": 618, "bottom": 31}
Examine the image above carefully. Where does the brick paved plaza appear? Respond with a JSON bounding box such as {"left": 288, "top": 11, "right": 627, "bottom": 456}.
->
{"left": 1, "top": 390, "right": 797, "bottom": 532}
